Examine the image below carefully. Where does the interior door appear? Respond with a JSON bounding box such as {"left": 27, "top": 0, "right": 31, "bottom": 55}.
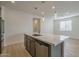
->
{"left": 33, "top": 18, "right": 40, "bottom": 34}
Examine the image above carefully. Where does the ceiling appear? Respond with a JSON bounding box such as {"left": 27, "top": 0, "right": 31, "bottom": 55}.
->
{"left": 1, "top": 1, "right": 79, "bottom": 19}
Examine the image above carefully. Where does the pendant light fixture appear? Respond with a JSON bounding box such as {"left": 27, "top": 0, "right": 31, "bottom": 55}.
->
{"left": 54, "top": 11, "right": 57, "bottom": 19}
{"left": 42, "top": 16, "right": 45, "bottom": 22}
{"left": 41, "top": 12, "right": 45, "bottom": 22}
{"left": 11, "top": 1, "right": 15, "bottom": 3}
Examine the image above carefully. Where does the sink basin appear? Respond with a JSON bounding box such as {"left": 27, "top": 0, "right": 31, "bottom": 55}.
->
{"left": 32, "top": 34, "right": 42, "bottom": 36}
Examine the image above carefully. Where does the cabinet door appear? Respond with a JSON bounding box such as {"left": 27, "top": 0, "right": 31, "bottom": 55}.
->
{"left": 24, "top": 35, "right": 28, "bottom": 50}
{"left": 0, "top": 40, "right": 1, "bottom": 54}
{"left": 24, "top": 35, "right": 30, "bottom": 52}
{"left": 30, "top": 39, "right": 35, "bottom": 57}
{"left": 27, "top": 37, "right": 30, "bottom": 52}
{"left": 35, "top": 41, "right": 48, "bottom": 57}
{"left": 24, "top": 35, "right": 27, "bottom": 49}
{"left": 0, "top": 19, "right": 1, "bottom": 54}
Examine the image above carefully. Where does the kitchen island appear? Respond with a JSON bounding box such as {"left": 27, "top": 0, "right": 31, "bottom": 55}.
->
{"left": 24, "top": 33, "right": 69, "bottom": 57}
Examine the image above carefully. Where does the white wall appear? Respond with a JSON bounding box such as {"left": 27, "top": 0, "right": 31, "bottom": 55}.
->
{"left": 2, "top": 6, "right": 54, "bottom": 46}
{"left": 41, "top": 16, "right": 53, "bottom": 34}
{"left": 53, "top": 16, "right": 79, "bottom": 39}
{"left": 2, "top": 6, "right": 41, "bottom": 46}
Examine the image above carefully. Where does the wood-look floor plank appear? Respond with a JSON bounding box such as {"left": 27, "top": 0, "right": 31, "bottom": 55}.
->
{"left": 1, "top": 43, "right": 31, "bottom": 57}
{"left": 64, "top": 39, "right": 79, "bottom": 57}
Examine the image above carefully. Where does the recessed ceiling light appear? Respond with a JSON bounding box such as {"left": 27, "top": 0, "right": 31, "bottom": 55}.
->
{"left": 34, "top": 7, "right": 38, "bottom": 10}
{"left": 41, "top": 1, "right": 45, "bottom": 4}
{"left": 52, "top": 6, "right": 55, "bottom": 9}
{"left": 11, "top": 1, "right": 15, "bottom": 3}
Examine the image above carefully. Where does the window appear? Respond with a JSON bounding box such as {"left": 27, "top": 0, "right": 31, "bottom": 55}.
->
{"left": 60, "top": 20, "right": 72, "bottom": 31}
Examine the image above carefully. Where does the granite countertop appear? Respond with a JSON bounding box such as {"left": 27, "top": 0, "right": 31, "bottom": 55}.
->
{"left": 25, "top": 33, "right": 69, "bottom": 46}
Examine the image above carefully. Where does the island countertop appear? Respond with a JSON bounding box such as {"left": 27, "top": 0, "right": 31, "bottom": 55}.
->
{"left": 24, "top": 33, "right": 69, "bottom": 46}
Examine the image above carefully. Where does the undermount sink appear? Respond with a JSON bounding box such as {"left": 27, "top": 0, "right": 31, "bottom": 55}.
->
{"left": 32, "top": 34, "right": 42, "bottom": 36}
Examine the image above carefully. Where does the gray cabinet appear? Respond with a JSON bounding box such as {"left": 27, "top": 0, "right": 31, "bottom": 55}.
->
{"left": 24, "top": 34, "right": 64, "bottom": 57}
{"left": 24, "top": 34, "right": 36, "bottom": 57}
{"left": 35, "top": 40, "right": 48, "bottom": 57}
{"left": 0, "top": 7, "right": 1, "bottom": 54}
{"left": 30, "top": 39, "right": 36, "bottom": 56}
{"left": 24, "top": 35, "right": 30, "bottom": 52}
{"left": 24, "top": 34, "right": 49, "bottom": 57}
{"left": 0, "top": 40, "right": 1, "bottom": 54}
{"left": 0, "top": 7, "right": 4, "bottom": 54}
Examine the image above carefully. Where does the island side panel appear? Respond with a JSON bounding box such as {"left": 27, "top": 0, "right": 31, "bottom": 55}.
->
{"left": 48, "top": 45, "right": 51, "bottom": 57}
{"left": 51, "top": 42, "right": 64, "bottom": 57}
